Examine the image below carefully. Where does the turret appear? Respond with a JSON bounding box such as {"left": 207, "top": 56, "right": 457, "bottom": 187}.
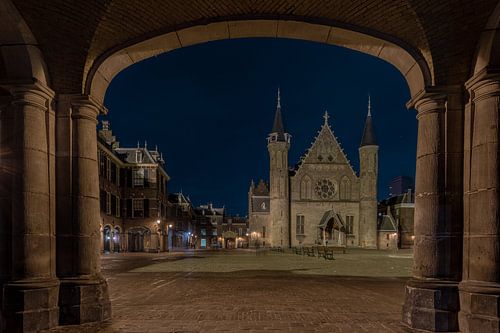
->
{"left": 248, "top": 179, "right": 255, "bottom": 216}
{"left": 267, "top": 88, "right": 291, "bottom": 247}
{"left": 358, "top": 96, "right": 379, "bottom": 248}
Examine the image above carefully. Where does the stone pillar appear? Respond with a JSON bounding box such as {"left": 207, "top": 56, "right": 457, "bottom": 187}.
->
{"left": 56, "top": 95, "right": 110, "bottom": 325}
{"left": 1, "top": 84, "right": 59, "bottom": 333}
{"left": 0, "top": 93, "right": 13, "bottom": 332}
{"left": 402, "top": 90, "right": 463, "bottom": 332}
{"left": 460, "top": 74, "right": 500, "bottom": 332}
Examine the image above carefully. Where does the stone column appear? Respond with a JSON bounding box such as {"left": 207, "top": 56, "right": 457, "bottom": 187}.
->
{"left": 1, "top": 84, "right": 59, "bottom": 332}
{"left": 402, "top": 90, "right": 463, "bottom": 332}
{"left": 56, "top": 95, "right": 110, "bottom": 325}
{"left": 0, "top": 93, "right": 13, "bottom": 332}
{"left": 459, "top": 74, "right": 500, "bottom": 332}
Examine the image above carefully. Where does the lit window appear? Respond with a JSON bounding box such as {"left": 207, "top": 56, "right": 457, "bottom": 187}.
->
{"left": 133, "top": 168, "right": 144, "bottom": 187}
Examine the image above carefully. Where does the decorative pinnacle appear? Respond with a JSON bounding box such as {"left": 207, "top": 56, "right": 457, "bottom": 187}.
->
{"left": 368, "top": 95, "right": 372, "bottom": 117}
{"left": 277, "top": 87, "right": 281, "bottom": 109}
{"left": 323, "top": 110, "right": 330, "bottom": 126}
{"left": 137, "top": 141, "right": 140, "bottom": 148}
{"left": 144, "top": 140, "right": 147, "bottom": 148}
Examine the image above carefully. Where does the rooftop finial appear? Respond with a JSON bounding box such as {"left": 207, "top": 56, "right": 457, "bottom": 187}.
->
{"left": 102, "top": 120, "right": 110, "bottom": 130}
{"left": 137, "top": 141, "right": 140, "bottom": 148}
{"left": 323, "top": 110, "right": 330, "bottom": 126}
{"left": 368, "top": 94, "right": 372, "bottom": 117}
{"left": 144, "top": 140, "right": 147, "bottom": 148}
{"left": 277, "top": 87, "right": 281, "bottom": 109}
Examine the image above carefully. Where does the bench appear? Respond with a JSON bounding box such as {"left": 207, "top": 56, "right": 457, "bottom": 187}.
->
{"left": 331, "top": 246, "right": 347, "bottom": 254}
{"left": 323, "top": 247, "right": 335, "bottom": 260}
{"left": 305, "top": 247, "right": 316, "bottom": 257}
{"left": 316, "top": 246, "right": 326, "bottom": 259}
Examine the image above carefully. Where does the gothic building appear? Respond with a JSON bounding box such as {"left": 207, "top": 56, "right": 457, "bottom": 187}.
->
{"left": 248, "top": 91, "right": 378, "bottom": 248}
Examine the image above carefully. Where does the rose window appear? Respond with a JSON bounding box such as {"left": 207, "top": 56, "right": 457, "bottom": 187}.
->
{"left": 315, "top": 179, "right": 336, "bottom": 199}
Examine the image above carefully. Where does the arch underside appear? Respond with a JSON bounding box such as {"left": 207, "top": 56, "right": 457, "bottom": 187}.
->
{"left": 87, "top": 19, "right": 429, "bottom": 104}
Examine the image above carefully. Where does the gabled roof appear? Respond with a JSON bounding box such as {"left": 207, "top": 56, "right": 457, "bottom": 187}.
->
{"left": 294, "top": 111, "right": 356, "bottom": 177}
{"left": 253, "top": 179, "right": 269, "bottom": 196}
{"left": 379, "top": 215, "right": 397, "bottom": 231}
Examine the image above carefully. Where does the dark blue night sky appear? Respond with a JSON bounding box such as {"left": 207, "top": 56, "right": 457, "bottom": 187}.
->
{"left": 103, "top": 38, "right": 417, "bottom": 216}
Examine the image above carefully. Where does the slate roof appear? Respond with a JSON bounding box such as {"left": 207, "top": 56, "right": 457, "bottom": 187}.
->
{"left": 270, "top": 88, "right": 287, "bottom": 141}
{"left": 379, "top": 215, "right": 397, "bottom": 231}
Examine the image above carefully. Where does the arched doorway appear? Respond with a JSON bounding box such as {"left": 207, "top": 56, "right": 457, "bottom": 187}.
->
{"left": 128, "top": 227, "right": 150, "bottom": 252}
{"left": 222, "top": 231, "right": 238, "bottom": 249}
{"left": 113, "top": 226, "right": 121, "bottom": 253}
{"left": 318, "top": 210, "right": 346, "bottom": 247}
{"left": 103, "top": 225, "right": 112, "bottom": 253}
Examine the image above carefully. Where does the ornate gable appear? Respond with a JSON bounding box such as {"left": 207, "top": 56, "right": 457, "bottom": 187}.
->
{"left": 295, "top": 112, "right": 355, "bottom": 175}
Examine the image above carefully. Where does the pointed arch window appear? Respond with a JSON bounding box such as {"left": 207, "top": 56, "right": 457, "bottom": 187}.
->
{"left": 300, "top": 175, "right": 312, "bottom": 200}
{"left": 340, "top": 176, "right": 351, "bottom": 200}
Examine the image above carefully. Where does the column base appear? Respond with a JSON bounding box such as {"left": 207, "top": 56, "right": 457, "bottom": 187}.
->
{"left": 402, "top": 279, "right": 460, "bottom": 332}
{"left": 459, "top": 281, "right": 500, "bottom": 332}
{"left": 2, "top": 279, "right": 59, "bottom": 333}
{"left": 58, "top": 277, "right": 111, "bottom": 325}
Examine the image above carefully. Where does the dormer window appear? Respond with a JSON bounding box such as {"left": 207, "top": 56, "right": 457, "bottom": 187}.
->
{"left": 135, "top": 151, "right": 143, "bottom": 163}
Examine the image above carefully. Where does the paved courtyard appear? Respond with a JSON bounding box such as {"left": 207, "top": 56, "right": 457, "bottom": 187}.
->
{"left": 44, "top": 249, "right": 413, "bottom": 333}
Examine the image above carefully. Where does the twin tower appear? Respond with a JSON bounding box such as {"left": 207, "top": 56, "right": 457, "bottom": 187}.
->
{"left": 249, "top": 89, "right": 378, "bottom": 248}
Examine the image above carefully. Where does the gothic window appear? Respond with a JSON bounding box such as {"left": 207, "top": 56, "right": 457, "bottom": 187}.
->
{"left": 296, "top": 215, "right": 305, "bottom": 235}
{"left": 314, "top": 179, "right": 336, "bottom": 200}
{"left": 277, "top": 151, "right": 282, "bottom": 168}
{"left": 340, "top": 177, "right": 351, "bottom": 200}
{"left": 300, "top": 175, "right": 312, "bottom": 200}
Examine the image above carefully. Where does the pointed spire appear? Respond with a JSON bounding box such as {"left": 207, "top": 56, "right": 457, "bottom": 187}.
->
{"left": 360, "top": 95, "right": 377, "bottom": 147}
{"left": 270, "top": 87, "right": 286, "bottom": 141}
{"left": 368, "top": 94, "right": 372, "bottom": 117}
{"left": 277, "top": 87, "right": 281, "bottom": 109}
{"left": 144, "top": 140, "right": 147, "bottom": 148}
{"left": 137, "top": 141, "right": 140, "bottom": 148}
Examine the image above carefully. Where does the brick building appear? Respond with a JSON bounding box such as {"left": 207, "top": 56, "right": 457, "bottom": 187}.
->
{"left": 377, "top": 189, "right": 415, "bottom": 249}
{"left": 98, "top": 121, "right": 170, "bottom": 253}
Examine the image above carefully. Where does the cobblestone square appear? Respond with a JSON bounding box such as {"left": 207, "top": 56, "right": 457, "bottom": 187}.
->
{"left": 43, "top": 249, "right": 412, "bottom": 333}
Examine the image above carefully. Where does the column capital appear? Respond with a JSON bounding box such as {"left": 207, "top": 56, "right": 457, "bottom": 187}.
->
{"left": 0, "top": 81, "right": 54, "bottom": 111}
{"left": 465, "top": 70, "right": 500, "bottom": 102}
{"left": 58, "top": 93, "right": 108, "bottom": 115}
{"left": 406, "top": 85, "right": 462, "bottom": 110}
{"left": 58, "top": 94, "right": 107, "bottom": 123}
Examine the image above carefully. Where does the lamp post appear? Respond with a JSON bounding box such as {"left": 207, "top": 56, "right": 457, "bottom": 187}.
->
{"left": 167, "top": 224, "right": 173, "bottom": 251}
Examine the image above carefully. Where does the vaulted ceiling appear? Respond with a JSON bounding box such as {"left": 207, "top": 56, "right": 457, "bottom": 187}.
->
{"left": 9, "top": 0, "right": 498, "bottom": 93}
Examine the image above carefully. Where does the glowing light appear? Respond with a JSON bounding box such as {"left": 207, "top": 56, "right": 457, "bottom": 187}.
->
{"left": 156, "top": 219, "right": 161, "bottom": 224}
